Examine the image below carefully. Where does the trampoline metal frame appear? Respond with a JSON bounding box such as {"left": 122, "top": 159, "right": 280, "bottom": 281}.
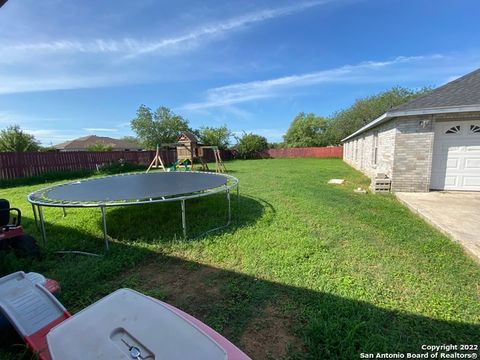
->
{"left": 28, "top": 172, "right": 239, "bottom": 255}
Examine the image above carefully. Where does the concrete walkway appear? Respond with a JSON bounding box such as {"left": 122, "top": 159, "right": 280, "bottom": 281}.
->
{"left": 396, "top": 191, "right": 480, "bottom": 261}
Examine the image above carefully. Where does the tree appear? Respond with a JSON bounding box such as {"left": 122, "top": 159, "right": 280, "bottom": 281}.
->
{"left": 130, "top": 105, "right": 191, "bottom": 149}
{"left": 197, "top": 125, "right": 232, "bottom": 150}
{"left": 0, "top": 125, "right": 40, "bottom": 152}
{"left": 120, "top": 136, "right": 143, "bottom": 148}
{"left": 39, "top": 146, "right": 57, "bottom": 152}
{"left": 326, "top": 86, "right": 431, "bottom": 144}
{"left": 87, "top": 143, "right": 113, "bottom": 152}
{"left": 283, "top": 112, "right": 328, "bottom": 147}
{"left": 268, "top": 142, "right": 284, "bottom": 149}
{"left": 235, "top": 132, "right": 268, "bottom": 159}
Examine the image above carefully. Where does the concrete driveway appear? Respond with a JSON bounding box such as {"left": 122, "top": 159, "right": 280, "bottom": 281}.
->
{"left": 396, "top": 191, "right": 480, "bottom": 261}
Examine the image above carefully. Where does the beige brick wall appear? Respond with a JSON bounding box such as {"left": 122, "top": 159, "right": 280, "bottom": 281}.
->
{"left": 343, "top": 120, "right": 396, "bottom": 179}
{"left": 343, "top": 111, "right": 480, "bottom": 192}
{"left": 390, "top": 116, "right": 435, "bottom": 192}
{"left": 343, "top": 115, "right": 433, "bottom": 192}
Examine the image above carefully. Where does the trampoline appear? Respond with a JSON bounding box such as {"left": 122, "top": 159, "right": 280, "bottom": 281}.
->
{"left": 28, "top": 171, "right": 239, "bottom": 254}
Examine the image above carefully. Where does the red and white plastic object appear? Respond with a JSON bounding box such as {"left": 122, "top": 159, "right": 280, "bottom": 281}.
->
{"left": 0, "top": 272, "right": 70, "bottom": 360}
{"left": 0, "top": 272, "right": 250, "bottom": 360}
{"left": 47, "top": 288, "right": 251, "bottom": 360}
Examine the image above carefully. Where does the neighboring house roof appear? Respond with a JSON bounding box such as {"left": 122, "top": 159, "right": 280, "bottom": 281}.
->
{"left": 55, "top": 135, "right": 142, "bottom": 150}
{"left": 342, "top": 68, "right": 480, "bottom": 142}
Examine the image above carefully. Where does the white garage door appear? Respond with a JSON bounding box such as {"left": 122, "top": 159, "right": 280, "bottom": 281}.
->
{"left": 431, "top": 120, "right": 480, "bottom": 191}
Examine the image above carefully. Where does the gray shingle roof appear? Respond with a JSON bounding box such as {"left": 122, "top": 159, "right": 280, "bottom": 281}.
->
{"left": 391, "top": 68, "right": 480, "bottom": 112}
{"left": 342, "top": 67, "right": 480, "bottom": 142}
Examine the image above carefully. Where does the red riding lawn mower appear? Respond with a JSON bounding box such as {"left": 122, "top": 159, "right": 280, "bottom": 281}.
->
{"left": 0, "top": 199, "right": 39, "bottom": 257}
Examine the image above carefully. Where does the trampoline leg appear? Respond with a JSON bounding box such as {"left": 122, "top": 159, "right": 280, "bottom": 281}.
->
{"left": 100, "top": 206, "right": 109, "bottom": 253}
{"left": 236, "top": 184, "right": 240, "bottom": 216}
{"left": 227, "top": 189, "right": 231, "bottom": 225}
{"left": 62, "top": 207, "right": 67, "bottom": 218}
{"left": 37, "top": 206, "right": 47, "bottom": 246}
{"left": 31, "top": 204, "right": 40, "bottom": 232}
{"left": 181, "top": 200, "right": 187, "bottom": 238}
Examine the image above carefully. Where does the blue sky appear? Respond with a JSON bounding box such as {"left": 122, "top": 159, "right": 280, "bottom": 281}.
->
{"left": 1, "top": 0, "right": 479, "bottom": 145}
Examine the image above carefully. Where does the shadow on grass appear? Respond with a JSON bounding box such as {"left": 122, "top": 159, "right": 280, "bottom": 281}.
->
{"left": 2, "top": 192, "right": 271, "bottom": 259}
{"left": 1, "top": 207, "right": 479, "bottom": 360}
{"left": 112, "top": 255, "right": 480, "bottom": 360}
{"left": 103, "top": 193, "right": 270, "bottom": 242}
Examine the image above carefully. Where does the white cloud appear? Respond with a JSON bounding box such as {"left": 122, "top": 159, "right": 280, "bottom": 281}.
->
{"left": 0, "top": 1, "right": 335, "bottom": 94}
{"left": 126, "top": 0, "right": 330, "bottom": 58}
{"left": 0, "top": 1, "right": 330, "bottom": 61}
{"left": 0, "top": 111, "right": 120, "bottom": 145}
{"left": 180, "top": 53, "right": 480, "bottom": 110}
{"left": 0, "top": 111, "right": 59, "bottom": 125}
{"left": 24, "top": 129, "right": 87, "bottom": 146}
{"left": 0, "top": 73, "right": 138, "bottom": 94}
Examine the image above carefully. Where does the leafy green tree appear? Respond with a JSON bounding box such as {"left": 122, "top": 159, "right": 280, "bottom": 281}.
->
{"left": 130, "top": 105, "right": 191, "bottom": 149}
{"left": 268, "top": 142, "right": 284, "bottom": 149}
{"left": 120, "top": 136, "right": 143, "bottom": 148}
{"left": 197, "top": 125, "right": 232, "bottom": 149}
{"left": 283, "top": 112, "right": 328, "bottom": 147}
{"left": 0, "top": 125, "right": 40, "bottom": 152}
{"left": 235, "top": 132, "right": 268, "bottom": 159}
{"left": 326, "top": 86, "right": 431, "bottom": 144}
{"left": 87, "top": 143, "right": 113, "bottom": 152}
{"left": 39, "top": 146, "right": 57, "bottom": 152}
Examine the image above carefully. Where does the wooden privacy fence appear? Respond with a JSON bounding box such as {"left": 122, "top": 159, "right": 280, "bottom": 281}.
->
{"left": 265, "top": 146, "right": 343, "bottom": 159}
{"left": 202, "top": 148, "right": 236, "bottom": 162}
{"left": 0, "top": 150, "right": 169, "bottom": 180}
{"left": 0, "top": 149, "right": 237, "bottom": 180}
{"left": 0, "top": 147, "right": 340, "bottom": 180}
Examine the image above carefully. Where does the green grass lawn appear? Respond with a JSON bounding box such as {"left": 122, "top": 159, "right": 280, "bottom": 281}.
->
{"left": 1, "top": 158, "right": 479, "bottom": 360}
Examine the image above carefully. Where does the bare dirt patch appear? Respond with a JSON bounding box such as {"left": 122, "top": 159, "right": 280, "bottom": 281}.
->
{"left": 239, "top": 303, "right": 302, "bottom": 360}
{"left": 118, "top": 258, "right": 223, "bottom": 316}
{"left": 116, "top": 257, "right": 303, "bottom": 359}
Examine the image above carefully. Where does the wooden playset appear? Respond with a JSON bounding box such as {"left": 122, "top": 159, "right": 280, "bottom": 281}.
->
{"left": 146, "top": 132, "right": 226, "bottom": 173}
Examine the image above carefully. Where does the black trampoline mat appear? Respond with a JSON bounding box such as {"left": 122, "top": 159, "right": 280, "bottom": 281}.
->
{"left": 34, "top": 172, "right": 228, "bottom": 203}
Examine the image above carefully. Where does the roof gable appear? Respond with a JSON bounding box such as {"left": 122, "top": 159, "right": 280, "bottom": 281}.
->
{"left": 178, "top": 132, "right": 199, "bottom": 143}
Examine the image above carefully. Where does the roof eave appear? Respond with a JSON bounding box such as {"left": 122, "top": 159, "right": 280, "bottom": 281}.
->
{"left": 341, "top": 104, "right": 480, "bottom": 142}
{"left": 341, "top": 113, "right": 389, "bottom": 142}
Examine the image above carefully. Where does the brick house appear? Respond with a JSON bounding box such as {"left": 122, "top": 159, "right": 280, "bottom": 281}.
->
{"left": 342, "top": 68, "right": 480, "bottom": 192}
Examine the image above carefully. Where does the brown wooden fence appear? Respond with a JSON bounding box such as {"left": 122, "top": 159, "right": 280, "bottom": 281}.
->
{"left": 0, "top": 147, "right": 340, "bottom": 180}
{"left": 0, "top": 149, "right": 239, "bottom": 180}
{"left": 0, "top": 150, "right": 167, "bottom": 180}
{"left": 265, "top": 146, "right": 343, "bottom": 158}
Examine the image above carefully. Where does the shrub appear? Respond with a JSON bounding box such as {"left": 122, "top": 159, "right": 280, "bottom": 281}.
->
{"left": 87, "top": 143, "right": 113, "bottom": 152}
{"left": 96, "top": 160, "right": 143, "bottom": 174}
{"left": 236, "top": 133, "right": 268, "bottom": 159}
